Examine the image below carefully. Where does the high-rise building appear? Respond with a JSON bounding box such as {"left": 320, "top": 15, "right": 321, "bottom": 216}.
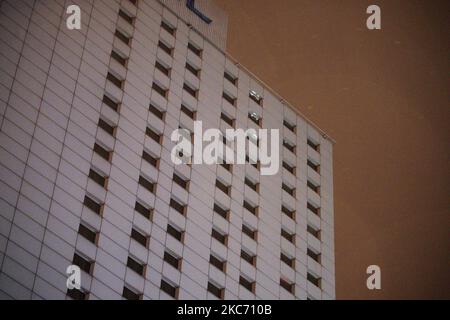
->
{"left": 0, "top": 0, "right": 335, "bottom": 300}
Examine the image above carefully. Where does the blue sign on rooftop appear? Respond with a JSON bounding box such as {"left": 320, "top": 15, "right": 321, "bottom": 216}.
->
{"left": 186, "top": 0, "right": 212, "bottom": 24}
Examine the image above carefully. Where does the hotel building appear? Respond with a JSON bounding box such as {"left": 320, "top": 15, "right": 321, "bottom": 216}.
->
{"left": 0, "top": 0, "right": 335, "bottom": 300}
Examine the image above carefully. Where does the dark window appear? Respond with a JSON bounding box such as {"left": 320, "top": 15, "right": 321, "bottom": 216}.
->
{"left": 188, "top": 42, "right": 202, "bottom": 57}
{"left": 164, "top": 251, "right": 181, "bottom": 270}
{"left": 93, "top": 143, "right": 111, "bottom": 162}
{"left": 161, "top": 20, "right": 175, "bottom": 35}
{"left": 307, "top": 248, "right": 321, "bottom": 263}
{"left": 281, "top": 228, "right": 295, "bottom": 244}
{"left": 220, "top": 162, "right": 232, "bottom": 172}
{"left": 307, "top": 159, "right": 320, "bottom": 173}
{"left": 122, "top": 286, "right": 141, "bottom": 300}
{"left": 135, "top": 201, "right": 152, "bottom": 219}
{"left": 83, "top": 195, "right": 102, "bottom": 214}
{"left": 152, "top": 82, "right": 167, "bottom": 98}
{"left": 160, "top": 279, "right": 177, "bottom": 298}
{"left": 127, "top": 256, "right": 145, "bottom": 276}
{"left": 245, "top": 155, "right": 259, "bottom": 170}
{"left": 115, "top": 29, "right": 130, "bottom": 45}
{"left": 282, "top": 183, "right": 295, "bottom": 197}
{"left": 239, "top": 276, "right": 254, "bottom": 293}
{"left": 102, "top": 94, "right": 119, "bottom": 112}
{"left": 211, "top": 228, "right": 227, "bottom": 245}
{"left": 173, "top": 173, "right": 189, "bottom": 190}
{"left": 89, "top": 169, "right": 106, "bottom": 188}
{"left": 307, "top": 139, "right": 320, "bottom": 152}
{"left": 155, "top": 60, "right": 170, "bottom": 76}
{"left": 181, "top": 104, "right": 195, "bottom": 119}
{"left": 215, "top": 179, "right": 230, "bottom": 195}
{"left": 307, "top": 225, "right": 321, "bottom": 239}
{"left": 106, "top": 72, "right": 122, "bottom": 88}
{"left": 146, "top": 126, "right": 162, "bottom": 143}
{"left": 149, "top": 103, "right": 165, "bottom": 120}
{"left": 281, "top": 205, "right": 295, "bottom": 220}
{"left": 118, "top": 9, "right": 134, "bottom": 24}
{"left": 280, "top": 278, "right": 295, "bottom": 294}
{"left": 213, "top": 203, "right": 229, "bottom": 220}
{"left": 128, "top": 0, "right": 137, "bottom": 5}
{"left": 249, "top": 91, "right": 262, "bottom": 105}
{"left": 224, "top": 71, "right": 237, "bottom": 85}
{"left": 242, "top": 224, "right": 257, "bottom": 241}
{"left": 222, "top": 91, "right": 236, "bottom": 106}
{"left": 244, "top": 177, "right": 258, "bottom": 192}
{"left": 307, "top": 180, "right": 320, "bottom": 194}
{"left": 307, "top": 202, "right": 320, "bottom": 216}
{"left": 138, "top": 175, "right": 155, "bottom": 193}
{"left": 170, "top": 198, "right": 186, "bottom": 215}
{"left": 78, "top": 224, "right": 97, "bottom": 244}
{"left": 241, "top": 250, "right": 256, "bottom": 266}
{"left": 111, "top": 50, "right": 127, "bottom": 66}
{"left": 98, "top": 118, "right": 115, "bottom": 136}
{"left": 158, "top": 40, "right": 173, "bottom": 56}
{"left": 220, "top": 112, "right": 234, "bottom": 127}
{"left": 281, "top": 252, "right": 295, "bottom": 268}
{"left": 167, "top": 224, "right": 183, "bottom": 242}
{"left": 243, "top": 200, "right": 257, "bottom": 216}
{"left": 283, "top": 140, "right": 296, "bottom": 154}
{"left": 209, "top": 255, "right": 226, "bottom": 272}
{"left": 183, "top": 82, "right": 198, "bottom": 98}
{"left": 67, "top": 288, "right": 87, "bottom": 300}
{"left": 207, "top": 282, "right": 224, "bottom": 299}
{"left": 186, "top": 62, "right": 200, "bottom": 77}
{"left": 248, "top": 112, "right": 262, "bottom": 126}
{"left": 131, "top": 228, "right": 148, "bottom": 248}
{"left": 282, "top": 161, "right": 295, "bottom": 175}
{"left": 283, "top": 119, "right": 296, "bottom": 132}
{"left": 307, "top": 273, "right": 321, "bottom": 288}
{"left": 142, "top": 150, "right": 158, "bottom": 167}
{"left": 73, "top": 253, "right": 92, "bottom": 274}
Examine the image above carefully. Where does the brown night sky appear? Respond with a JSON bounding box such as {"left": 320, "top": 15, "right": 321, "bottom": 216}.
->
{"left": 215, "top": 0, "right": 450, "bottom": 299}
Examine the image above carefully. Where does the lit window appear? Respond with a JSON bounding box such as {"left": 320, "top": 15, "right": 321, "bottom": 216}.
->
{"left": 249, "top": 90, "right": 262, "bottom": 105}
{"left": 248, "top": 112, "right": 261, "bottom": 126}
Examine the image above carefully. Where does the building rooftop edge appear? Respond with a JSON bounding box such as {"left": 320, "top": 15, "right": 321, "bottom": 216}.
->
{"left": 158, "top": 1, "right": 336, "bottom": 145}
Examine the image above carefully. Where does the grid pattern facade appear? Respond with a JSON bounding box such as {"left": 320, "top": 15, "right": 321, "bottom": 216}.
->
{"left": 0, "top": 0, "right": 335, "bottom": 300}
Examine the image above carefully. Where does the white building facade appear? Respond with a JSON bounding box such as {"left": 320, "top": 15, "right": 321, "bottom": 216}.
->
{"left": 0, "top": 0, "right": 335, "bottom": 300}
